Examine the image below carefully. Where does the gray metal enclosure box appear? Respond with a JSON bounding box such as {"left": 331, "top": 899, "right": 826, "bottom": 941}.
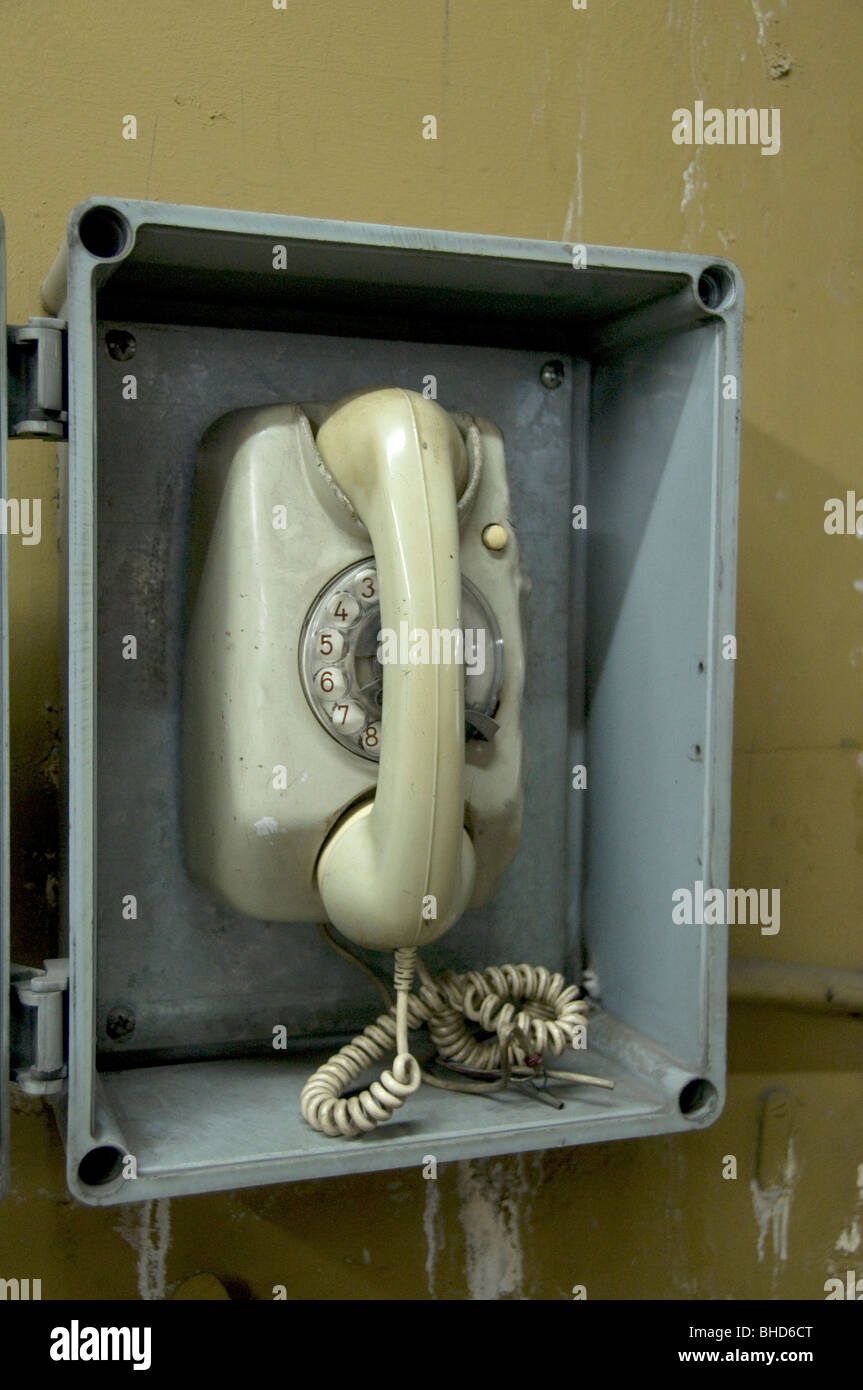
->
{"left": 36, "top": 198, "right": 740, "bottom": 1204}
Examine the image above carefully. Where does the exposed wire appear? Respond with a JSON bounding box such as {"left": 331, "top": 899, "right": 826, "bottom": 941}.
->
{"left": 301, "top": 929, "right": 611, "bottom": 1139}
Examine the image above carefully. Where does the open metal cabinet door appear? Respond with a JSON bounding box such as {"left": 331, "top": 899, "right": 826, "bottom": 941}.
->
{"left": 0, "top": 212, "right": 10, "bottom": 1201}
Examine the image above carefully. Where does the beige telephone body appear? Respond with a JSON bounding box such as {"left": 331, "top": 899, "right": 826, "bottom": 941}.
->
{"left": 184, "top": 389, "right": 596, "bottom": 1138}
{"left": 184, "top": 389, "right": 527, "bottom": 949}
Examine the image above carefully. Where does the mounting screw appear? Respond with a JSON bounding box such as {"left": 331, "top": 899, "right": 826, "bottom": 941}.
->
{"left": 106, "top": 1006, "right": 135, "bottom": 1041}
{"left": 105, "top": 329, "right": 136, "bottom": 362}
{"left": 540, "top": 359, "right": 564, "bottom": 390}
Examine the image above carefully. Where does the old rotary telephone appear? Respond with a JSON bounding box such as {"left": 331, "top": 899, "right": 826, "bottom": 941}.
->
{"left": 184, "top": 388, "right": 607, "bottom": 1137}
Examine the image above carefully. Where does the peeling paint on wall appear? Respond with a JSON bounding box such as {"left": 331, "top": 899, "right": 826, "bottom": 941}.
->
{"left": 750, "top": 1139, "right": 797, "bottom": 1274}
{"left": 681, "top": 158, "right": 698, "bottom": 214}
{"left": 456, "top": 1154, "right": 540, "bottom": 1301}
{"left": 562, "top": 99, "right": 586, "bottom": 242}
{"left": 423, "top": 1175, "right": 443, "bottom": 1298}
{"left": 750, "top": 0, "right": 772, "bottom": 56}
{"left": 834, "top": 1162, "right": 863, "bottom": 1255}
{"left": 750, "top": 0, "right": 793, "bottom": 80}
{"left": 116, "top": 1199, "right": 171, "bottom": 1300}
{"left": 836, "top": 1219, "right": 861, "bottom": 1255}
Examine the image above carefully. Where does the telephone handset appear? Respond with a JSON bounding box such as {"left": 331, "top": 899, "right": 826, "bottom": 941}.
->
{"left": 309, "top": 390, "right": 476, "bottom": 952}
{"left": 185, "top": 388, "right": 603, "bottom": 1137}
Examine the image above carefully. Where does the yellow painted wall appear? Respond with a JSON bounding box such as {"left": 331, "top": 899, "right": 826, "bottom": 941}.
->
{"left": 2, "top": 0, "right": 861, "bottom": 1299}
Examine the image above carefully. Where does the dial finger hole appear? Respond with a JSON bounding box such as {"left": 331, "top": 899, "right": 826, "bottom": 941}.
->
{"left": 314, "top": 667, "right": 347, "bottom": 699}
{"left": 328, "top": 700, "right": 365, "bottom": 733}
{"left": 315, "top": 628, "right": 345, "bottom": 661}
{"left": 325, "top": 592, "right": 360, "bottom": 628}
{"left": 354, "top": 568, "right": 378, "bottom": 602}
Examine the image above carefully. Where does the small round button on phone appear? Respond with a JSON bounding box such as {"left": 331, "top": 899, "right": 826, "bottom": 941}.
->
{"left": 360, "top": 723, "right": 380, "bottom": 752}
{"left": 325, "top": 592, "right": 360, "bottom": 627}
{"left": 328, "top": 700, "right": 365, "bottom": 733}
{"left": 314, "top": 667, "right": 347, "bottom": 699}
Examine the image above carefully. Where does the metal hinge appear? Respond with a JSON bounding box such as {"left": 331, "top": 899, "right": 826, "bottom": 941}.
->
{"left": 6, "top": 317, "right": 68, "bottom": 440}
{"left": 10, "top": 959, "right": 69, "bottom": 1096}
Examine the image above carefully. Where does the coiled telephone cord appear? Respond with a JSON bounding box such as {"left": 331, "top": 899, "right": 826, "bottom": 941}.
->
{"left": 300, "top": 932, "right": 598, "bottom": 1139}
